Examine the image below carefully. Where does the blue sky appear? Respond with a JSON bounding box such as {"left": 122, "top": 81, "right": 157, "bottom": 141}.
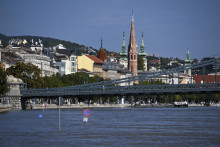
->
{"left": 0, "top": 0, "right": 220, "bottom": 59}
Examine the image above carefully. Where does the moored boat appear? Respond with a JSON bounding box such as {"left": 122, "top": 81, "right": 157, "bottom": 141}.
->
{"left": 174, "top": 101, "right": 188, "bottom": 107}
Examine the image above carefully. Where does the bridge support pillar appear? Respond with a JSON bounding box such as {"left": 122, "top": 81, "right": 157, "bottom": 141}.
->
{"left": 6, "top": 76, "right": 23, "bottom": 110}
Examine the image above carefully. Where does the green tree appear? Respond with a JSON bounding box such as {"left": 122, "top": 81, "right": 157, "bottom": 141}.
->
{"left": 0, "top": 67, "right": 7, "bottom": 96}
{"left": 6, "top": 62, "right": 44, "bottom": 88}
{"left": 138, "top": 55, "right": 144, "bottom": 70}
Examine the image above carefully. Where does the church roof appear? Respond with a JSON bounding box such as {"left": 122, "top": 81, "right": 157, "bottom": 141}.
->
{"left": 97, "top": 49, "right": 108, "bottom": 61}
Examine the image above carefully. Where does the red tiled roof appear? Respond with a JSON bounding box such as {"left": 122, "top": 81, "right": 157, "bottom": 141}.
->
{"left": 149, "top": 59, "right": 160, "bottom": 63}
{"left": 193, "top": 75, "right": 220, "bottom": 84}
{"left": 85, "top": 55, "right": 104, "bottom": 64}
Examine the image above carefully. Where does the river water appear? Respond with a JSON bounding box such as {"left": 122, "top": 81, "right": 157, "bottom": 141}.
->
{"left": 0, "top": 107, "right": 220, "bottom": 147}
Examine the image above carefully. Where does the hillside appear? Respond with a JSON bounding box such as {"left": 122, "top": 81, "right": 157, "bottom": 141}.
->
{"left": 0, "top": 33, "right": 118, "bottom": 56}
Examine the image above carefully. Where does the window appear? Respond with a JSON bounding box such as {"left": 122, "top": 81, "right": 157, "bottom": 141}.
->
{"left": 134, "top": 55, "right": 136, "bottom": 60}
{"left": 131, "top": 55, "right": 133, "bottom": 60}
{"left": 71, "top": 62, "right": 75, "bottom": 66}
{"left": 71, "top": 57, "right": 76, "bottom": 61}
{"left": 71, "top": 67, "right": 76, "bottom": 72}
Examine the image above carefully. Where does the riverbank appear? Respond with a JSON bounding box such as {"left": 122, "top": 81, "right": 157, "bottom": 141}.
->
{"left": 26, "top": 104, "right": 131, "bottom": 110}
{"left": 0, "top": 104, "right": 11, "bottom": 113}
{"left": 24, "top": 103, "right": 220, "bottom": 110}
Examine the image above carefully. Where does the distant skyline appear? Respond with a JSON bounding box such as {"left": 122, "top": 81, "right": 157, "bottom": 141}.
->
{"left": 0, "top": 0, "right": 220, "bottom": 60}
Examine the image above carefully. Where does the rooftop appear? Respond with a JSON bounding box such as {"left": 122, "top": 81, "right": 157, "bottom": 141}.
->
{"left": 85, "top": 54, "right": 104, "bottom": 64}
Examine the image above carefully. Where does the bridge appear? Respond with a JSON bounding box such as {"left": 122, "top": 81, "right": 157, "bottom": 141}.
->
{"left": 21, "top": 58, "right": 220, "bottom": 98}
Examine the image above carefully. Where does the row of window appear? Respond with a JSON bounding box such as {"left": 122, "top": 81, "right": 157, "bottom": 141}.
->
{"left": 130, "top": 55, "right": 136, "bottom": 60}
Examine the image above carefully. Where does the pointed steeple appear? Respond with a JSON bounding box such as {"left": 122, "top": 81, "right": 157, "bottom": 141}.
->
{"left": 128, "top": 10, "right": 138, "bottom": 83}
{"left": 128, "top": 10, "right": 137, "bottom": 52}
{"left": 97, "top": 38, "right": 107, "bottom": 61}
{"left": 184, "top": 48, "right": 192, "bottom": 76}
{"left": 100, "top": 38, "right": 103, "bottom": 49}
{"left": 132, "top": 10, "right": 134, "bottom": 22}
{"left": 185, "top": 48, "right": 191, "bottom": 66}
{"left": 122, "top": 32, "right": 126, "bottom": 48}
{"left": 139, "top": 32, "right": 146, "bottom": 56}
{"left": 120, "top": 32, "right": 127, "bottom": 55}
{"left": 186, "top": 48, "right": 190, "bottom": 60}
{"left": 120, "top": 32, "right": 127, "bottom": 62}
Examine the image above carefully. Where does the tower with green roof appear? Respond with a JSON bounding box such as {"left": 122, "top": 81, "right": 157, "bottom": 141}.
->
{"left": 139, "top": 32, "right": 147, "bottom": 71}
{"left": 184, "top": 48, "right": 192, "bottom": 76}
{"left": 119, "top": 32, "right": 128, "bottom": 68}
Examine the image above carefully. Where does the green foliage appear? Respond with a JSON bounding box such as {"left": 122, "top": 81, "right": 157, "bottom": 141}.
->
{"left": 0, "top": 67, "right": 7, "bottom": 96}
{"left": 43, "top": 72, "right": 106, "bottom": 88}
{"left": 138, "top": 55, "right": 144, "bottom": 70}
{"left": 6, "top": 62, "right": 44, "bottom": 88}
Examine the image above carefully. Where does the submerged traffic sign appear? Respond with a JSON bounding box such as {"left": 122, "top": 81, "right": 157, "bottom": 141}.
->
{"left": 83, "top": 109, "right": 90, "bottom": 117}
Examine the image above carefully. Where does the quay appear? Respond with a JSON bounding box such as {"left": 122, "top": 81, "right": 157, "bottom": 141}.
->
{"left": 0, "top": 104, "right": 11, "bottom": 112}
{"left": 24, "top": 103, "right": 220, "bottom": 110}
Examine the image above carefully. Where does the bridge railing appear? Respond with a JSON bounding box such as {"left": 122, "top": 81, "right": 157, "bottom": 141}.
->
{"left": 21, "top": 83, "right": 220, "bottom": 97}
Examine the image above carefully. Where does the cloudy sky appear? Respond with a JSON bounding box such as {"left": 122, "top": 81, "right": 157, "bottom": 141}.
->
{"left": 0, "top": 0, "right": 220, "bottom": 59}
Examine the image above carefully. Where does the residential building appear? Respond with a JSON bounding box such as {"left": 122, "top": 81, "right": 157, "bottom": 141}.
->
{"left": 30, "top": 39, "right": 43, "bottom": 52}
{"left": 193, "top": 75, "right": 220, "bottom": 84}
{"left": 16, "top": 49, "right": 55, "bottom": 76}
{"left": 54, "top": 48, "right": 77, "bottom": 75}
{"left": 1, "top": 50, "right": 24, "bottom": 71}
{"left": 102, "top": 61, "right": 132, "bottom": 85}
{"left": 77, "top": 54, "right": 103, "bottom": 77}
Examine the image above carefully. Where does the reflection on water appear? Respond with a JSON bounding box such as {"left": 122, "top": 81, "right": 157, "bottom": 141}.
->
{"left": 0, "top": 107, "right": 220, "bottom": 146}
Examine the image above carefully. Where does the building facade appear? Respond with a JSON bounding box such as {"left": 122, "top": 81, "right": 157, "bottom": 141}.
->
{"left": 77, "top": 54, "right": 104, "bottom": 76}
{"left": 54, "top": 48, "right": 77, "bottom": 75}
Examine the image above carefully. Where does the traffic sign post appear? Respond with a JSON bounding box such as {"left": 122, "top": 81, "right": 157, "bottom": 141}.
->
{"left": 59, "top": 97, "right": 61, "bottom": 132}
{"left": 83, "top": 109, "right": 90, "bottom": 125}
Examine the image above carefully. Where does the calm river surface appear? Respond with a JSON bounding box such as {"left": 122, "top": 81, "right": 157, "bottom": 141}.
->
{"left": 0, "top": 107, "right": 220, "bottom": 147}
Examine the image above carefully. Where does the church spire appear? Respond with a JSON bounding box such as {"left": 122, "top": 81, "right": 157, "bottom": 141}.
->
{"left": 132, "top": 10, "right": 134, "bottom": 22}
{"left": 139, "top": 32, "right": 146, "bottom": 55}
{"left": 186, "top": 48, "right": 190, "bottom": 60}
{"left": 128, "top": 10, "right": 138, "bottom": 83}
{"left": 100, "top": 38, "right": 103, "bottom": 49}
{"left": 121, "top": 32, "right": 126, "bottom": 54}
{"left": 185, "top": 48, "right": 191, "bottom": 66}
{"left": 184, "top": 48, "right": 192, "bottom": 76}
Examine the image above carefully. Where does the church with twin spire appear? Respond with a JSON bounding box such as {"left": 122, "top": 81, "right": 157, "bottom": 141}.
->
{"left": 119, "top": 11, "right": 148, "bottom": 79}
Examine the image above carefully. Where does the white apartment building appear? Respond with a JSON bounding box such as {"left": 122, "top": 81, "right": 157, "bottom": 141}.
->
{"left": 54, "top": 48, "right": 77, "bottom": 75}
{"left": 16, "top": 49, "right": 56, "bottom": 76}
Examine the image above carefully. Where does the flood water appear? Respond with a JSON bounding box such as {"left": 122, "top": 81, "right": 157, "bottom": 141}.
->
{"left": 0, "top": 107, "right": 220, "bottom": 146}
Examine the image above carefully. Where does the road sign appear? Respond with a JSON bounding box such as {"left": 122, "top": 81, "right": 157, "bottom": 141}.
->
{"left": 83, "top": 109, "right": 90, "bottom": 117}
